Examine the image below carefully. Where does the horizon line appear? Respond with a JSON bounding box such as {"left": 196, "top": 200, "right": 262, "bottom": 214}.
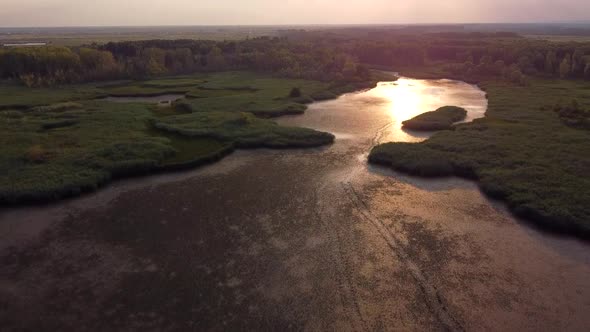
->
{"left": 1, "top": 21, "right": 590, "bottom": 29}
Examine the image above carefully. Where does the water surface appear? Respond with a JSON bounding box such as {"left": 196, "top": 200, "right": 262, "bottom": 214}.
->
{"left": 283, "top": 77, "right": 487, "bottom": 144}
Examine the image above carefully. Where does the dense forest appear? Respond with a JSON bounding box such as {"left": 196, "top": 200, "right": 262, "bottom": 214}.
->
{"left": 1, "top": 30, "right": 590, "bottom": 87}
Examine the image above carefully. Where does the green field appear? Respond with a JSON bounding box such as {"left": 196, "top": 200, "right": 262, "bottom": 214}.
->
{"left": 0, "top": 71, "right": 370, "bottom": 204}
{"left": 370, "top": 78, "right": 590, "bottom": 236}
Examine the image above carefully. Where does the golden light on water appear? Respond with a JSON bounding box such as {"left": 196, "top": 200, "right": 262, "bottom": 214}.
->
{"left": 279, "top": 77, "right": 487, "bottom": 144}
{"left": 367, "top": 77, "right": 488, "bottom": 143}
{"left": 383, "top": 79, "right": 429, "bottom": 122}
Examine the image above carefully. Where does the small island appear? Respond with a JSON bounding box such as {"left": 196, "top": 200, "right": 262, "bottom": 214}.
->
{"left": 402, "top": 106, "right": 467, "bottom": 131}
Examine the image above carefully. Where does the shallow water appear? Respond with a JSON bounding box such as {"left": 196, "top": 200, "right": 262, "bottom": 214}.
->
{"left": 1, "top": 78, "right": 588, "bottom": 331}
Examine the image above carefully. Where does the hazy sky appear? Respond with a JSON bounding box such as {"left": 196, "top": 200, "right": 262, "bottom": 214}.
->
{"left": 1, "top": 0, "right": 589, "bottom": 27}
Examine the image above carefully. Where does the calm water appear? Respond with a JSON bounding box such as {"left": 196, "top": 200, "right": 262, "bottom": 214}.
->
{"left": 280, "top": 77, "right": 487, "bottom": 144}
{"left": 1, "top": 78, "right": 588, "bottom": 331}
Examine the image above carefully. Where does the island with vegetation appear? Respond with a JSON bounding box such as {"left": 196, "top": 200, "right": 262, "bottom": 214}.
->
{"left": 402, "top": 106, "right": 467, "bottom": 131}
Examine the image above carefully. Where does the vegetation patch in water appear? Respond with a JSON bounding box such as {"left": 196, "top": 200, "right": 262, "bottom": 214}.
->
{"left": 402, "top": 106, "right": 467, "bottom": 131}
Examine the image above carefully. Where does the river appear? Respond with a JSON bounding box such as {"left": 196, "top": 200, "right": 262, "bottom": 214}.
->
{"left": 0, "top": 78, "right": 588, "bottom": 331}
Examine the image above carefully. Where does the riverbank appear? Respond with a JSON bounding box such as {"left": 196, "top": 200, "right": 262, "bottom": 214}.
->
{"left": 0, "top": 71, "right": 383, "bottom": 204}
{"left": 369, "top": 77, "right": 590, "bottom": 238}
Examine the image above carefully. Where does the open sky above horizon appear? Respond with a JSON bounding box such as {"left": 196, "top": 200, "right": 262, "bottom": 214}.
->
{"left": 1, "top": 0, "right": 589, "bottom": 27}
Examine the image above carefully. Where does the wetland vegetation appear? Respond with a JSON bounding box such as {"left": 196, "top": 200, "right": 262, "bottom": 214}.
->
{"left": 0, "top": 71, "right": 374, "bottom": 204}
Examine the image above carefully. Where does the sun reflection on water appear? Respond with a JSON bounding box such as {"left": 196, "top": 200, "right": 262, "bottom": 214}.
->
{"left": 278, "top": 76, "right": 488, "bottom": 145}
{"left": 384, "top": 78, "right": 429, "bottom": 122}
{"left": 366, "top": 77, "right": 487, "bottom": 143}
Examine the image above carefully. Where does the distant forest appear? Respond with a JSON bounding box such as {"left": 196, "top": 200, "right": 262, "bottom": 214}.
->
{"left": 1, "top": 30, "right": 590, "bottom": 87}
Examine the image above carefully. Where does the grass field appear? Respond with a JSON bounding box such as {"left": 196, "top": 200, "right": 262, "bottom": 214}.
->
{"left": 0, "top": 71, "right": 372, "bottom": 204}
{"left": 370, "top": 78, "right": 590, "bottom": 237}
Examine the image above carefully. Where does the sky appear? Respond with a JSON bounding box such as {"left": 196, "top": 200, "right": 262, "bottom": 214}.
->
{"left": 1, "top": 0, "right": 589, "bottom": 27}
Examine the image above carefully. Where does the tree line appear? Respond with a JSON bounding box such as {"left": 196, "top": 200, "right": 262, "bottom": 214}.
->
{"left": 297, "top": 29, "right": 590, "bottom": 84}
{"left": 1, "top": 30, "right": 590, "bottom": 87}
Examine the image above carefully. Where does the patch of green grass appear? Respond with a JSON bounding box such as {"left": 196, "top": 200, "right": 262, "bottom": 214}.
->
{"left": 402, "top": 106, "right": 467, "bottom": 131}
{"left": 369, "top": 78, "right": 590, "bottom": 237}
